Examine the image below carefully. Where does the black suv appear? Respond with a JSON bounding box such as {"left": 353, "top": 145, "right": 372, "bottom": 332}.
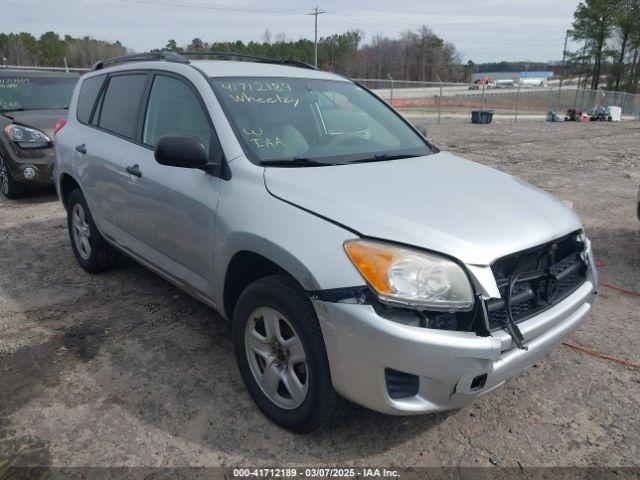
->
{"left": 0, "top": 69, "right": 78, "bottom": 199}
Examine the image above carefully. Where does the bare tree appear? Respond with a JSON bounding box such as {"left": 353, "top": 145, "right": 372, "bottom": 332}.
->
{"left": 353, "top": 26, "right": 461, "bottom": 81}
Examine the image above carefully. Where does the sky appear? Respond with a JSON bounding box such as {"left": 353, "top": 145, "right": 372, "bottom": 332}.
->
{"left": 3, "top": 0, "right": 583, "bottom": 63}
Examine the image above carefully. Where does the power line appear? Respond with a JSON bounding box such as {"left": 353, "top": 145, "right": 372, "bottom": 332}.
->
{"left": 114, "top": 0, "right": 567, "bottom": 43}
{"left": 112, "top": 0, "right": 570, "bottom": 61}
{"left": 116, "top": 0, "right": 307, "bottom": 15}
{"left": 333, "top": 10, "right": 570, "bottom": 29}
{"left": 327, "top": 14, "right": 566, "bottom": 47}
{"left": 330, "top": 12, "right": 568, "bottom": 37}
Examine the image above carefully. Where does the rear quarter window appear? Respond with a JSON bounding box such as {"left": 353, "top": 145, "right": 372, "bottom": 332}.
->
{"left": 76, "top": 75, "right": 105, "bottom": 124}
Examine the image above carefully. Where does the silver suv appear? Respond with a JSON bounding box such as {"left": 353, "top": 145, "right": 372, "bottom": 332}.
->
{"left": 54, "top": 52, "right": 597, "bottom": 433}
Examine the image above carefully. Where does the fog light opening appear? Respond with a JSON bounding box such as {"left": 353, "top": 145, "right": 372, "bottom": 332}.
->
{"left": 470, "top": 373, "right": 487, "bottom": 391}
{"left": 385, "top": 368, "right": 419, "bottom": 399}
{"left": 23, "top": 166, "right": 38, "bottom": 180}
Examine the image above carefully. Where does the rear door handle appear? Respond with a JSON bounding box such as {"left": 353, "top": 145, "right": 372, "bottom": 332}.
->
{"left": 125, "top": 164, "right": 142, "bottom": 178}
{"left": 75, "top": 144, "right": 87, "bottom": 154}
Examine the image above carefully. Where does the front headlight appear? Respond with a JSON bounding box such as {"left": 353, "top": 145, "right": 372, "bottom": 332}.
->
{"left": 4, "top": 124, "right": 51, "bottom": 149}
{"left": 344, "top": 239, "right": 474, "bottom": 311}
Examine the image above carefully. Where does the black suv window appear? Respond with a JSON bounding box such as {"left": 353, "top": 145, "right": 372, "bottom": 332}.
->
{"left": 97, "top": 74, "right": 147, "bottom": 139}
{"left": 77, "top": 75, "right": 105, "bottom": 124}
{"left": 142, "top": 75, "right": 211, "bottom": 151}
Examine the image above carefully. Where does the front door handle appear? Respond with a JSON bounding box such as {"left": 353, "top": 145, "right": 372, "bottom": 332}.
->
{"left": 125, "top": 164, "right": 142, "bottom": 178}
{"left": 75, "top": 144, "right": 87, "bottom": 154}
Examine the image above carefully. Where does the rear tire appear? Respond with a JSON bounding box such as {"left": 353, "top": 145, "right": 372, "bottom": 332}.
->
{"left": 232, "top": 274, "right": 340, "bottom": 433}
{"left": 0, "top": 156, "right": 29, "bottom": 199}
{"left": 66, "top": 189, "right": 120, "bottom": 273}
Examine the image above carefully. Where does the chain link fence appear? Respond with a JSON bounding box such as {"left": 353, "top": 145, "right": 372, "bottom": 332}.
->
{"left": 2, "top": 66, "right": 637, "bottom": 123}
{"left": 355, "top": 78, "right": 640, "bottom": 124}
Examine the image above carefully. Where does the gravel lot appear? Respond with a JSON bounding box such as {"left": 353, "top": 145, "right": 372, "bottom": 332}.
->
{"left": 1, "top": 120, "right": 639, "bottom": 471}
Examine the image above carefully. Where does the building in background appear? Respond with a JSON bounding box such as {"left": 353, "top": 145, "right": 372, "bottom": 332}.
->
{"left": 519, "top": 71, "right": 554, "bottom": 87}
{"left": 470, "top": 71, "right": 554, "bottom": 88}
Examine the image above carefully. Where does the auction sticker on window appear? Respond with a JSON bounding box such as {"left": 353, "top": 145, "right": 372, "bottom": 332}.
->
{"left": 0, "top": 77, "right": 29, "bottom": 88}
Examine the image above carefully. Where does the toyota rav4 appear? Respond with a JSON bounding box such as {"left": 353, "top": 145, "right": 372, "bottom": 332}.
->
{"left": 54, "top": 52, "right": 598, "bottom": 433}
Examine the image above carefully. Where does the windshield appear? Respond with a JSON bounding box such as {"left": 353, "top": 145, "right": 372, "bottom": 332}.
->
{"left": 210, "top": 77, "right": 432, "bottom": 166}
{"left": 0, "top": 74, "right": 78, "bottom": 111}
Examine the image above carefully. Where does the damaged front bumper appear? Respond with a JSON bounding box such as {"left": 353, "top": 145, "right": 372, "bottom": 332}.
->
{"left": 312, "top": 279, "right": 596, "bottom": 415}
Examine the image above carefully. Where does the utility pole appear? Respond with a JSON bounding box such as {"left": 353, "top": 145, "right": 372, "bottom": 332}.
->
{"left": 556, "top": 29, "right": 571, "bottom": 110}
{"left": 309, "top": 6, "right": 327, "bottom": 68}
{"left": 514, "top": 80, "right": 522, "bottom": 123}
{"left": 435, "top": 74, "right": 443, "bottom": 125}
{"left": 574, "top": 41, "right": 588, "bottom": 109}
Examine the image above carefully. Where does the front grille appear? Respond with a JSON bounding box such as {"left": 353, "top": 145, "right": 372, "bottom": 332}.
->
{"left": 486, "top": 232, "right": 587, "bottom": 331}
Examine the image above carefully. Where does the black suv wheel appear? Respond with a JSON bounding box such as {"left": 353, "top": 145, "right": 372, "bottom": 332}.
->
{"left": 0, "top": 156, "right": 28, "bottom": 199}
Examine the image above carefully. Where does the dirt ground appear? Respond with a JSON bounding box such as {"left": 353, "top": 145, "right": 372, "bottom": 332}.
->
{"left": 1, "top": 120, "right": 639, "bottom": 471}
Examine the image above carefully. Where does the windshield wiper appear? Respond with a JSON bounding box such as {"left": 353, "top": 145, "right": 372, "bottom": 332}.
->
{"left": 349, "top": 153, "right": 422, "bottom": 164}
{"left": 259, "top": 157, "right": 334, "bottom": 167}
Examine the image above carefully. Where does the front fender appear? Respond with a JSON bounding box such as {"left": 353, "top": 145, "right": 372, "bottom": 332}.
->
{"left": 212, "top": 160, "right": 365, "bottom": 315}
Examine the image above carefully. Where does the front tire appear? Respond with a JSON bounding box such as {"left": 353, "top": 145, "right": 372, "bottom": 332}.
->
{"left": 66, "top": 189, "right": 120, "bottom": 273}
{"left": 232, "top": 274, "right": 340, "bottom": 433}
{"left": 0, "top": 156, "right": 29, "bottom": 199}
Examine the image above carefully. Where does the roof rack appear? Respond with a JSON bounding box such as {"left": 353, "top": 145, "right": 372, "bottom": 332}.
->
{"left": 183, "top": 51, "right": 317, "bottom": 70}
{"left": 91, "top": 51, "right": 188, "bottom": 71}
{"left": 91, "top": 50, "right": 317, "bottom": 71}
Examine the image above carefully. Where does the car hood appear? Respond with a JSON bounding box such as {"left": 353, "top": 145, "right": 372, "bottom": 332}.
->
{"left": 1, "top": 109, "right": 67, "bottom": 139}
{"left": 264, "top": 152, "right": 582, "bottom": 266}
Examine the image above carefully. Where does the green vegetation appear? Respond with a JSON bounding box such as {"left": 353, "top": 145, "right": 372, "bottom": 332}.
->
{"left": 0, "top": 32, "right": 127, "bottom": 68}
{"left": 0, "top": 27, "right": 461, "bottom": 82}
{"left": 570, "top": 0, "right": 640, "bottom": 92}
{"left": 9, "top": 5, "right": 640, "bottom": 95}
{"left": 161, "top": 26, "right": 462, "bottom": 81}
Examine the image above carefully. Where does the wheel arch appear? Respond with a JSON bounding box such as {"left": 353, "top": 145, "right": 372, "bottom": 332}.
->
{"left": 220, "top": 240, "right": 321, "bottom": 321}
{"left": 59, "top": 173, "right": 82, "bottom": 209}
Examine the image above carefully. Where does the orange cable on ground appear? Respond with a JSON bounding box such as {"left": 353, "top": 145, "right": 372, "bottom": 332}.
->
{"left": 562, "top": 341, "right": 640, "bottom": 370}
{"left": 594, "top": 259, "right": 640, "bottom": 297}
{"left": 559, "top": 258, "right": 640, "bottom": 369}
{"left": 597, "top": 281, "right": 640, "bottom": 297}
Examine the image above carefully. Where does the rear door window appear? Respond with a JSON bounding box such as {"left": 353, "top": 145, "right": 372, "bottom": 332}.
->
{"left": 97, "top": 73, "right": 147, "bottom": 140}
{"left": 76, "top": 75, "right": 105, "bottom": 124}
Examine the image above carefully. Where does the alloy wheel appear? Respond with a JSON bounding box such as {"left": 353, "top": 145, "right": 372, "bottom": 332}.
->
{"left": 244, "top": 306, "right": 309, "bottom": 409}
{"left": 71, "top": 203, "right": 92, "bottom": 260}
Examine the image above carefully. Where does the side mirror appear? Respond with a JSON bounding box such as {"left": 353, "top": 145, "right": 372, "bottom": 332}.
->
{"left": 154, "top": 135, "right": 209, "bottom": 169}
{"left": 416, "top": 125, "right": 427, "bottom": 138}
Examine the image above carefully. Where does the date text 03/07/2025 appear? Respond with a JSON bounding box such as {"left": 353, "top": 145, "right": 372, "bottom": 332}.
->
{"left": 232, "top": 468, "right": 401, "bottom": 478}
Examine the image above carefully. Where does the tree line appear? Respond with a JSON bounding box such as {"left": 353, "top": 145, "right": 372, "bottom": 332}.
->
{"left": 6, "top": 10, "right": 640, "bottom": 95}
{"left": 162, "top": 26, "right": 463, "bottom": 82}
{"left": 0, "top": 32, "right": 128, "bottom": 68}
{"left": 0, "top": 27, "right": 462, "bottom": 82}
{"left": 570, "top": 0, "right": 640, "bottom": 92}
